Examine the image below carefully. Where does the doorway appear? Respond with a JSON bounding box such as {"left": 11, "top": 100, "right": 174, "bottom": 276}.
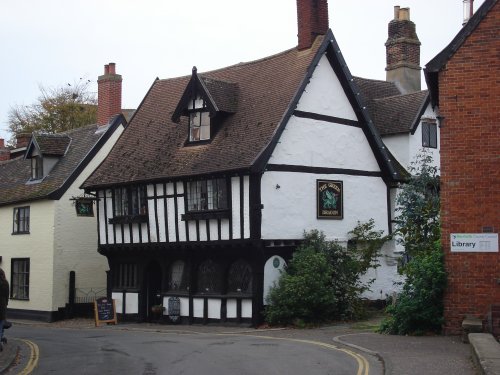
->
{"left": 144, "top": 262, "right": 162, "bottom": 320}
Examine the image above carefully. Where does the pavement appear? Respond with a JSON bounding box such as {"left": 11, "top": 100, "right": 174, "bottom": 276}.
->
{"left": 0, "top": 315, "right": 495, "bottom": 374}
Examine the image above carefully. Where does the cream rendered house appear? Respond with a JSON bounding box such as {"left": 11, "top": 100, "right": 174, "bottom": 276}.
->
{"left": 0, "top": 63, "right": 127, "bottom": 321}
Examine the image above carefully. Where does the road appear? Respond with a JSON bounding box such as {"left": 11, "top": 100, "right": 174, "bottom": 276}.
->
{"left": 8, "top": 324, "right": 376, "bottom": 374}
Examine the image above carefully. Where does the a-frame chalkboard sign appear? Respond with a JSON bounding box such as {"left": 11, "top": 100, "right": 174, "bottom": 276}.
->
{"left": 94, "top": 297, "right": 117, "bottom": 327}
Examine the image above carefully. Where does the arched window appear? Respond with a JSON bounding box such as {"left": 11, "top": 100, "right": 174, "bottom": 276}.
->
{"left": 197, "top": 260, "right": 221, "bottom": 293}
{"left": 227, "top": 260, "right": 252, "bottom": 294}
{"left": 168, "top": 260, "right": 188, "bottom": 291}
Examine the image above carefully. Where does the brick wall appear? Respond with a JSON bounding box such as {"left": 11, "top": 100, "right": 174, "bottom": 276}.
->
{"left": 97, "top": 63, "right": 122, "bottom": 126}
{"left": 439, "top": 3, "right": 500, "bottom": 334}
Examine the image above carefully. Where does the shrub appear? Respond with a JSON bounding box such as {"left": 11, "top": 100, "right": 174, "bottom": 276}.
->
{"left": 379, "top": 241, "right": 446, "bottom": 335}
{"left": 265, "top": 224, "right": 387, "bottom": 325}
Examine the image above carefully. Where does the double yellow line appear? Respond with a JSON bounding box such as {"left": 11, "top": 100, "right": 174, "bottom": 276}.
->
{"left": 219, "top": 334, "right": 370, "bottom": 375}
{"left": 18, "top": 339, "right": 39, "bottom": 375}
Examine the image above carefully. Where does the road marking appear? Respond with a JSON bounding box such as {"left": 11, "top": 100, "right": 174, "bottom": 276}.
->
{"left": 18, "top": 339, "right": 39, "bottom": 375}
{"left": 218, "top": 333, "right": 370, "bottom": 375}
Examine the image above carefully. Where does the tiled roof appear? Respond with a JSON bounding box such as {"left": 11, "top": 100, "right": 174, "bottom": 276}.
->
{"left": 354, "top": 77, "right": 428, "bottom": 135}
{"left": 370, "top": 91, "right": 429, "bottom": 135}
{"left": 0, "top": 117, "right": 124, "bottom": 206}
{"left": 83, "top": 37, "right": 325, "bottom": 188}
{"left": 83, "top": 30, "right": 408, "bottom": 189}
{"left": 35, "top": 134, "right": 71, "bottom": 156}
{"left": 201, "top": 77, "right": 239, "bottom": 113}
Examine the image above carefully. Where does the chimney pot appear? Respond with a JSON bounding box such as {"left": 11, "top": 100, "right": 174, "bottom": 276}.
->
{"left": 463, "top": 0, "right": 474, "bottom": 25}
{"left": 109, "top": 62, "right": 116, "bottom": 75}
{"left": 394, "top": 6, "right": 400, "bottom": 19}
{"left": 104, "top": 64, "right": 109, "bottom": 75}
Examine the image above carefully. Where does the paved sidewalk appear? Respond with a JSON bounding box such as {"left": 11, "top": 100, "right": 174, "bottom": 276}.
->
{"left": 0, "top": 317, "right": 480, "bottom": 375}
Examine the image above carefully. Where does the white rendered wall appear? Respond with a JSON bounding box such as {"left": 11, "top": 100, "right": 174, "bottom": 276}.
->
{"left": 0, "top": 200, "right": 55, "bottom": 312}
{"left": 261, "top": 172, "right": 388, "bottom": 241}
{"left": 409, "top": 104, "right": 440, "bottom": 170}
{"left": 263, "top": 256, "right": 286, "bottom": 304}
{"left": 382, "top": 134, "right": 410, "bottom": 169}
{"left": 296, "top": 54, "right": 357, "bottom": 121}
{"left": 269, "top": 115, "right": 380, "bottom": 172}
{"left": 52, "top": 124, "right": 124, "bottom": 312}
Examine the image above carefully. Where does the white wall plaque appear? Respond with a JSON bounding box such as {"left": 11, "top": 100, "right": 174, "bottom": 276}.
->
{"left": 450, "top": 233, "right": 498, "bottom": 252}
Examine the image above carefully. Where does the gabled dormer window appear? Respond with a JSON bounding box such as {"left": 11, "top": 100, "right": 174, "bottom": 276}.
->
{"left": 31, "top": 156, "right": 43, "bottom": 180}
{"left": 188, "top": 96, "right": 210, "bottom": 142}
{"left": 172, "top": 67, "right": 238, "bottom": 144}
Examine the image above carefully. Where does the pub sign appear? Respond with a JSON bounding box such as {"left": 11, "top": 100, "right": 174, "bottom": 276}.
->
{"left": 317, "top": 180, "right": 343, "bottom": 219}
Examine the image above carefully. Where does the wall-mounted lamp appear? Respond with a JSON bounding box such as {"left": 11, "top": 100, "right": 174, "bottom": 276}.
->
{"left": 275, "top": 184, "right": 280, "bottom": 189}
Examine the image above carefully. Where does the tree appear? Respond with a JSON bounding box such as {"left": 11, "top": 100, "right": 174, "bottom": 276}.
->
{"left": 394, "top": 151, "right": 440, "bottom": 257}
{"left": 380, "top": 151, "right": 446, "bottom": 335}
{"left": 7, "top": 79, "right": 97, "bottom": 142}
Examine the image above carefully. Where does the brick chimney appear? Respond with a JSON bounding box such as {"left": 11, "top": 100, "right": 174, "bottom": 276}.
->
{"left": 385, "top": 6, "right": 421, "bottom": 93}
{"left": 97, "top": 62, "right": 122, "bottom": 126}
{"left": 15, "top": 133, "right": 31, "bottom": 149}
{"left": 297, "top": 0, "right": 329, "bottom": 50}
{"left": 0, "top": 139, "right": 9, "bottom": 161}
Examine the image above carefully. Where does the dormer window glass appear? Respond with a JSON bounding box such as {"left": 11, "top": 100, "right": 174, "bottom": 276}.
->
{"left": 31, "top": 156, "right": 43, "bottom": 180}
{"left": 188, "top": 95, "right": 210, "bottom": 142}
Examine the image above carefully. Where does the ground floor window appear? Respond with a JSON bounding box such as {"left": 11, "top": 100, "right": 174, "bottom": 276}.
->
{"left": 168, "top": 260, "right": 189, "bottom": 291}
{"left": 11, "top": 258, "right": 30, "bottom": 300}
{"left": 197, "top": 260, "right": 221, "bottom": 293}
{"left": 113, "top": 263, "right": 138, "bottom": 288}
{"left": 227, "top": 260, "right": 252, "bottom": 293}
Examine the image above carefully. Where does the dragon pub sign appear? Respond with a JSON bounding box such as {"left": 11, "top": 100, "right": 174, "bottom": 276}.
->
{"left": 317, "top": 180, "right": 343, "bottom": 219}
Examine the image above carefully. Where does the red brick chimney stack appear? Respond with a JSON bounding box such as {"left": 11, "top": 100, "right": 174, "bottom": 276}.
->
{"left": 15, "top": 133, "right": 31, "bottom": 149}
{"left": 297, "top": 0, "right": 329, "bottom": 50}
{"left": 97, "top": 62, "right": 122, "bottom": 126}
{"left": 0, "top": 139, "right": 9, "bottom": 161}
{"left": 385, "top": 6, "right": 421, "bottom": 93}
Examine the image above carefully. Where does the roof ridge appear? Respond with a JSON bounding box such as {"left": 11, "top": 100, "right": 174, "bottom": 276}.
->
{"left": 158, "top": 37, "right": 324, "bottom": 82}
{"left": 373, "top": 90, "right": 428, "bottom": 101}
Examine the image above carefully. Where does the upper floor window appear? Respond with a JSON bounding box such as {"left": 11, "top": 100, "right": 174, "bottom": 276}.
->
{"left": 13, "top": 206, "right": 30, "bottom": 234}
{"left": 113, "top": 186, "right": 147, "bottom": 217}
{"left": 187, "top": 178, "right": 228, "bottom": 212}
{"left": 422, "top": 122, "right": 437, "bottom": 148}
{"left": 189, "top": 110, "right": 210, "bottom": 142}
{"left": 11, "top": 258, "right": 30, "bottom": 300}
{"left": 188, "top": 94, "right": 210, "bottom": 142}
{"left": 31, "top": 156, "right": 43, "bottom": 180}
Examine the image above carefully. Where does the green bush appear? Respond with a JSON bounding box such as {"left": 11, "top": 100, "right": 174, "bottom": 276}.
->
{"left": 379, "top": 242, "right": 446, "bottom": 335}
{"left": 265, "top": 225, "right": 386, "bottom": 325}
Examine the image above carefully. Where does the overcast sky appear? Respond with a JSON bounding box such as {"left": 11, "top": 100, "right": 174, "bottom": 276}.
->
{"left": 0, "top": 0, "right": 485, "bottom": 141}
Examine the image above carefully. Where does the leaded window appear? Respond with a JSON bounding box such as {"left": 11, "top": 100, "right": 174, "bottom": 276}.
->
{"left": 11, "top": 258, "right": 30, "bottom": 300}
{"left": 422, "top": 122, "right": 437, "bottom": 148}
{"left": 188, "top": 95, "right": 210, "bottom": 142}
{"left": 113, "top": 263, "right": 138, "bottom": 289}
{"left": 13, "top": 206, "right": 30, "bottom": 234}
{"left": 168, "top": 260, "right": 189, "bottom": 291}
{"left": 187, "top": 178, "right": 227, "bottom": 212}
{"left": 197, "top": 260, "right": 221, "bottom": 293}
{"left": 227, "top": 260, "right": 253, "bottom": 294}
{"left": 31, "top": 156, "right": 43, "bottom": 180}
{"left": 113, "top": 186, "right": 147, "bottom": 217}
